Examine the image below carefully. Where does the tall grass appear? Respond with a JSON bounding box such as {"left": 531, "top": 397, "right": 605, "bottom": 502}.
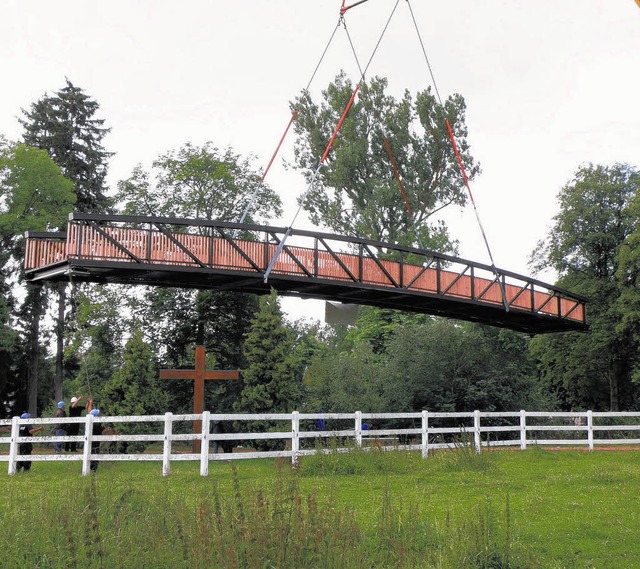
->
{"left": 1, "top": 448, "right": 534, "bottom": 568}
{"left": 2, "top": 446, "right": 639, "bottom": 567}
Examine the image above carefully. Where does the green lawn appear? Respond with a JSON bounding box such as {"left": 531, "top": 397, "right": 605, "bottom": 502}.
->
{"left": 1, "top": 447, "right": 638, "bottom": 568}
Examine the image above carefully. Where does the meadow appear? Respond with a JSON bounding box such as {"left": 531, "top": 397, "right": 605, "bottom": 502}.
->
{"left": 1, "top": 445, "right": 638, "bottom": 568}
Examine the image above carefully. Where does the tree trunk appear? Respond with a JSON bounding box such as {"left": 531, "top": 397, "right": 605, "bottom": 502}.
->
{"left": 27, "top": 282, "right": 44, "bottom": 415}
{"left": 54, "top": 282, "right": 66, "bottom": 402}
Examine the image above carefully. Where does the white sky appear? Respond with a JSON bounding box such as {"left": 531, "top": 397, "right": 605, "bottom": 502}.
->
{"left": 2, "top": 0, "right": 639, "bottom": 322}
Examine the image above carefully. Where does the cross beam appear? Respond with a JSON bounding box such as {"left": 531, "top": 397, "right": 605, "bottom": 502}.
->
{"left": 160, "top": 345, "right": 240, "bottom": 452}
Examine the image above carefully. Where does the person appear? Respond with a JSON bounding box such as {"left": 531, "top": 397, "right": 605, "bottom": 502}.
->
{"left": 17, "top": 413, "right": 44, "bottom": 473}
{"left": 67, "top": 396, "right": 85, "bottom": 452}
{"left": 211, "top": 420, "right": 233, "bottom": 454}
{"left": 54, "top": 401, "right": 67, "bottom": 453}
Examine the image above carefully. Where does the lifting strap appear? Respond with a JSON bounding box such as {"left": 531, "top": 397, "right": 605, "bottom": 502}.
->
{"left": 382, "top": 136, "right": 425, "bottom": 250}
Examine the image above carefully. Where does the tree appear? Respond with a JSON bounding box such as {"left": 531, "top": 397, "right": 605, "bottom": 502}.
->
{"left": 291, "top": 72, "right": 479, "bottom": 251}
{"left": 531, "top": 163, "right": 640, "bottom": 411}
{"left": 116, "top": 142, "right": 282, "bottom": 412}
{"left": 20, "top": 80, "right": 112, "bottom": 408}
{"left": 63, "top": 285, "right": 124, "bottom": 407}
{"left": 101, "top": 328, "right": 169, "bottom": 451}
{"left": 0, "top": 142, "right": 76, "bottom": 247}
{"left": 304, "top": 341, "right": 397, "bottom": 413}
{"left": 386, "top": 320, "right": 544, "bottom": 413}
{"left": 0, "top": 140, "right": 76, "bottom": 415}
{"left": 20, "top": 79, "right": 112, "bottom": 213}
{"left": 116, "top": 142, "right": 282, "bottom": 223}
{"left": 137, "top": 287, "right": 258, "bottom": 414}
{"left": 341, "top": 306, "right": 431, "bottom": 355}
{"left": 234, "top": 290, "right": 302, "bottom": 448}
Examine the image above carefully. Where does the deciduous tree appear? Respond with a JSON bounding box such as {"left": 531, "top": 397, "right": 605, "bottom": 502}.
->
{"left": 0, "top": 140, "right": 75, "bottom": 414}
{"left": 117, "top": 142, "right": 281, "bottom": 223}
{"left": 531, "top": 163, "right": 640, "bottom": 411}
{"left": 116, "top": 142, "right": 282, "bottom": 411}
{"left": 291, "top": 72, "right": 478, "bottom": 251}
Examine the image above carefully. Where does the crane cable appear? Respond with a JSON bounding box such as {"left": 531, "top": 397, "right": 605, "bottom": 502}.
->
{"left": 264, "top": 0, "right": 401, "bottom": 282}
{"left": 67, "top": 272, "right": 94, "bottom": 400}
{"left": 238, "top": 19, "right": 343, "bottom": 225}
{"left": 405, "top": 0, "right": 509, "bottom": 311}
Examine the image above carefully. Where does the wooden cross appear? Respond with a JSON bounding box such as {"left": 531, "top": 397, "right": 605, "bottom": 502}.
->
{"left": 160, "top": 345, "right": 240, "bottom": 452}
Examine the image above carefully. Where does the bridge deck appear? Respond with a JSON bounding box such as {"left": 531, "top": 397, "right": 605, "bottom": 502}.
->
{"left": 24, "top": 214, "right": 587, "bottom": 334}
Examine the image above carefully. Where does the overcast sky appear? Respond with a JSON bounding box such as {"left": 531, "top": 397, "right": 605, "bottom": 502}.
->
{"left": 2, "top": 1, "right": 638, "bottom": 321}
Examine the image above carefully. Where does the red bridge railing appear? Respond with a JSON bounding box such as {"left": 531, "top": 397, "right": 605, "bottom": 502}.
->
{"left": 24, "top": 214, "right": 587, "bottom": 331}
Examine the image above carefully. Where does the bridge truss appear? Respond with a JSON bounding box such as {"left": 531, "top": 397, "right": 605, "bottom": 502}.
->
{"left": 24, "top": 213, "right": 587, "bottom": 334}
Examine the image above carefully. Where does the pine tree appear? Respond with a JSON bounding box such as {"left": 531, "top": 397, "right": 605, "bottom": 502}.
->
{"left": 101, "top": 328, "right": 169, "bottom": 452}
{"left": 20, "top": 79, "right": 112, "bottom": 213}
{"left": 234, "top": 290, "right": 302, "bottom": 449}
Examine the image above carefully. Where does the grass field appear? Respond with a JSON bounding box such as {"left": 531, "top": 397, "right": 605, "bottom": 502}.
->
{"left": 1, "top": 445, "right": 639, "bottom": 568}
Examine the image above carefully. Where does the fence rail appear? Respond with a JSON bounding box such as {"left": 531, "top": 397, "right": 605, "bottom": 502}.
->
{"left": 2, "top": 410, "right": 639, "bottom": 477}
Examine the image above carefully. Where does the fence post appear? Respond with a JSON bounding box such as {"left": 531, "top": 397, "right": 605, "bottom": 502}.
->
{"left": 291, "top": 411, "right": 300, "bottom": 468}
{"left": 421, "top": 410, "right": 429, "bottom": 458}
{"left": 82, "top": 414, "right": 94, "bottom": 476}
{"left": 162, "top": 412, "right": 173, "bottom": 477}
{"left": 200, "top": 411, "right": 210, "bottom": 477}
{"left": 355, "top": 411, "right": 362, "bottom": 447}
{"left": 587, "top": 410, "right": 594, "bottom": 451}
{"left": 519, "top": 410, "right": 527, "bottom": 450}
{"left": 7, "top": 416, "right": 19, "bottom": 475}
{"left": 473, "top": 410, "right": 481, "bottom": 454}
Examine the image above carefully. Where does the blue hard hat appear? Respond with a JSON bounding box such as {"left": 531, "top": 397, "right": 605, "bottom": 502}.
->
{"left": 57, "top": 401, "right": 65, "bottom": 409}
{"left": 90, "top": 409, "right": 100, "bottom": 417}
{"left": 21, "top": 412, "right": 31, "bottom": 419}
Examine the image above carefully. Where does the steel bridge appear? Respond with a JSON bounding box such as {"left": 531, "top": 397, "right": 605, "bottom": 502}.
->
{"left": 23, "top": 213, "right": 587, "bottom": 334}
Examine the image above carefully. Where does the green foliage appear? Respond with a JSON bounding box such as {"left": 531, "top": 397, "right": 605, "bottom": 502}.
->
{"left": 0, "top": 139, "right": 76, "bottom": 415}
{"left": 99, "top": 328, "right": 169, "bottom": 452}
{"left": 305, "top": 341, "right": 402, "bottom": 412}
{"left": 342, "top": 306, "right": 431, "bottom": 355}
{"left": 306, "top": 315, "right": 543, "bottom": 414}
{"left": 0, "top": 142, "right": 76, "bottom": 246}
{"left": 386, "top": 320, "right": 544, "bottom": 412}
{"left": 292, "top": 72, "right": 478, "bottom": 250}
{"left": 116, "top": 141, "right": 282, "bottom": 223}
{"left": 531, "top": 163, "right": 640, "bottom": 411}
{"left": 20, "top": 79, "right": 112, "bottom": 213}
{"left": 237, "top": 290, "right": 302, "bottom": 413}
{"left": 235, "top": 291, "right": 302, "bottom": 448}
{"left": 102, "top": 328, "right": 168, "bottom": 415}
{"left": 64, "top": 286, "right": 124, "bottom": 400}
{"left": 115, "top": 141, "right": 275, "bottom": 411}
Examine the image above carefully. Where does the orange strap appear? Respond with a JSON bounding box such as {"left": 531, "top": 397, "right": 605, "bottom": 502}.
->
{"left": 383, "top": 137, "right": 413, "bottom": 216}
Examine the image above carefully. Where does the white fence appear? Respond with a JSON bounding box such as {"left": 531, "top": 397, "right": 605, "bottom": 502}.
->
{"left": 2, "top": 410, "right": 640, "bottom": 477}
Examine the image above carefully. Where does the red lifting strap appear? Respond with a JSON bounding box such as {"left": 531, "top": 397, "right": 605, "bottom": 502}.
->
{"left": 340, "top": 0, "right": 370, "bottom": 16}
{"left": 383, "top": 137, "right": 413, "bottom": 216}
{"left": 445, "top": 118, "right": 475, "bottom": 206}
{"left": 261, "top": 110, "right": 298, "bottom": 182}
{"left": 321, "top": 83, "right": 361, "bottom": 163}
